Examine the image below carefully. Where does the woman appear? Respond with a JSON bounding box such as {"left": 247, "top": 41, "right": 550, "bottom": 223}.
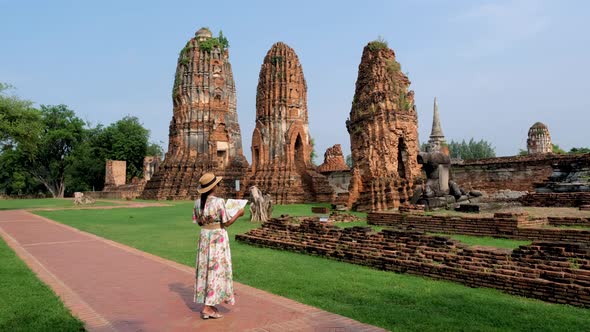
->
{"left": 193, "top": 172, "right": 244, "bottom": 319}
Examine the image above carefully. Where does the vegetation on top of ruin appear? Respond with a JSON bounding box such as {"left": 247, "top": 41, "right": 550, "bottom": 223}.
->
{"left": 198, "top": 30, "right": 229, "bottom": 53}
{"left": 367, "top": 36, "right": 388, "bottom": 51}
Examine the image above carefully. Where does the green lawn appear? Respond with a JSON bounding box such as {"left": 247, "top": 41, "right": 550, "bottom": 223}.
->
{"left": 429, "top": 233, "right": 532, "bottom": 250}
{"left": 32, "top": 202, "right": 590, "bottom": 331}
{"left": 0, "top": 198, "right": 123, "bottom": 210}
{"left": 0, "top": 238, "right": 84, "bottom": 331}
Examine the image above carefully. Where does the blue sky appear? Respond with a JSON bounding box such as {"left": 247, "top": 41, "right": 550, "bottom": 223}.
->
{"left": 2, "top": 0, "right": 589, "bottom": 163}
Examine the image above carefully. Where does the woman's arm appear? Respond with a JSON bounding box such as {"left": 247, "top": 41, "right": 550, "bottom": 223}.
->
{"left": 223, "top": 208, "right": 245, "bottom": 228}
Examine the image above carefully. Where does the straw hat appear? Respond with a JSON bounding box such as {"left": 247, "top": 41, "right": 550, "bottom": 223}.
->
{"left": 197, "top": 172, "right": 223, "bottom": 194}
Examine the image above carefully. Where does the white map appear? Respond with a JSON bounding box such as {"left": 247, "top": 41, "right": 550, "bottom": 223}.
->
{"left": 225, "top": 199, "right": 248, "bottom": 219}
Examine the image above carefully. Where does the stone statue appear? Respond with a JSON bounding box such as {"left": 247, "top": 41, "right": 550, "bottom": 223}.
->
{"left": 413, "top": 151, "right": 480, "bottom": 209}
{"left": 249, "top": 186, "right": 273, "bottom": 223}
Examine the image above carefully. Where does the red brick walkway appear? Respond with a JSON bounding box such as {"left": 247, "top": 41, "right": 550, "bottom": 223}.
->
{"left": 0, "top": 210, "right": 386, "bottom": 332}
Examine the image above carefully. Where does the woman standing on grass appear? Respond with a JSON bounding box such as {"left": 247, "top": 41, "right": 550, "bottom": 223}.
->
{"left": 193, "top": 172, "right": 244, "bottom": 320}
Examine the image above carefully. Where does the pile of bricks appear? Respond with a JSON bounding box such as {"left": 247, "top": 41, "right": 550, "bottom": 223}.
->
{"left": 367, "top": 212, "right": 590, "bottom": 242}
{"left": 236, "top": 218, "right": 590, "bottom": 307}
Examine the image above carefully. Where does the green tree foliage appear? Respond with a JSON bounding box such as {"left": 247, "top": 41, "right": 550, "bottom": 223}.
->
{"left": 345, "top": 154, "right": 353, "bottom": 168}
{"left": 18, "top": 105, "right": 86, "bottom": 198}
{"left": 447, "top": 139, "right": 496, "bottom": 160}
{"left": 569, "top": 147, "right": 590, "bottom": 154}
{"left": 310, "top": 138, "right": 317, "bottom": 165}
{"left": 95, "top": 116, "right": 152, "bottom": 181}
{"left": 146, "top": 141, "right": 164, "bottom": 159}
{"left": 0, "top": 83, "right": 42, "bottom": 151}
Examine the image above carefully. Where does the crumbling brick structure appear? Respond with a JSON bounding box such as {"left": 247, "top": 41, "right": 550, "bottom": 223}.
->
{"left": 346, "top": 41, "right": 420, "bottom": 211}
{"left": 317, "top": 144, "right": 351, "bottom": 207}
{"left": 237, "top": 218, "right": 590, "bottom": 308}
{"left": 142, "top": 28, "right": 248, "bottom": 200}
{"left": 248, "top": 42, "right": 332, "bottom": 204}
{"left": 104, "top": 160, "right": 126, "bottom": 188}
{"left": 367, "top": 212, "right": 590, "bottom": 243}
{"left": 453, "top": 153, "right": 590, "bottom": 196}
{"left": 527, "top": 122, "right": 552, "bottom": 154}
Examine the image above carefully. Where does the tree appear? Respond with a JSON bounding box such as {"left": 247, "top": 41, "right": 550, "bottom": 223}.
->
{"left": 447, "top": 139, "right": 496, "bottom": 160}
{"left": 345, "top": 154, "right": 353, "bottom": 168}
{"left": 19, "top": 105, "right": 86, "bottom": 197}
{"left": 552, "top": 144, "right": 566, "bottom": 154}
{"left": 310, "top": 138, "right": 317, "bottom": 165}
{"left": 569, "top": 147, "right": 590, "bottom": 154}
{"left": 95, "top": 116, "right": 153, "bottom": 181}
{"left": 0, "top": 83, "right": 42, "bottom": 151}
{"left": 147, "top": 141, "right": 164, "bottom": 159}
{"left": 65, "top": 124, "right": 106, "bottom": 194}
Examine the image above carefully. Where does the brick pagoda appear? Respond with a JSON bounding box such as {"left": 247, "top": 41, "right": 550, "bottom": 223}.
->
{"left": 141, "top": 28, "right": 248, "bottom": 199}
{"left": 346, "top": 41, "right": 420, "bottom": 211}
{"left": 248, "top": 42, "right": 332, "bottom": 203}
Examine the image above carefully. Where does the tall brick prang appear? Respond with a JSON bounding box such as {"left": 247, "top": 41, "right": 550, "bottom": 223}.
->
{"left": 346, "top": 41, "right": 420, "bottom": 211}
{"left": 248, "top": 42, "right": 332, "bottom": 204}
{"left": 142, "top": 28, "right": 248, "bottom": 200}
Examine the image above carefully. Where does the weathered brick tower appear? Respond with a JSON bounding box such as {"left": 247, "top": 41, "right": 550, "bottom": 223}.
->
{"left": 346, "top": 41, "right": 420, "bottom": 211}
{"left": 142, "top": 28, "right": 248, "bottom": 199}
{"left": 248, "top": 42, "right": 332, "bottom": 203}
{"left": 527, "top": 122, "right": 552, "bottom": 155}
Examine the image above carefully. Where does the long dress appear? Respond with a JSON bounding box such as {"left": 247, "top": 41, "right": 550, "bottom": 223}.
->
{"left": 193, "top": 195, "right": 235, "bottom": 306}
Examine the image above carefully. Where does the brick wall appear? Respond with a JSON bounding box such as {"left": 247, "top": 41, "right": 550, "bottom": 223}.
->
{"left": 451, "top": 154, "right": 590, "bottom": 193}
{"left": 520, "top": 193, "right": 590, "bottom": 207}
{"left": 548, "top": 216, "right": 590, "bottom": 227}
{"left": 236, "top": 218, "right": 590, "bottom": 307}
{"left": 367, "top": 212, "right": 590, "bottom": 242}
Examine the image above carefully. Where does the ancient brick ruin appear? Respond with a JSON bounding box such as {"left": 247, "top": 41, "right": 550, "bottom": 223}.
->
{"left": 368, "top": 211, "right": 590, "bottom": 243}
{"left": 527, "top": 122, "right": 552, "bottom": 154}
{"left": 104, "top": 160, "right": 126, "bottom": 188}
{"left": 247, "top": 42, "right": 332, "bottom": 204}
{"left": 346, "top": 41, "right": 420, "bottom": 211}
{"left": 452, "top": 153, "right": 590, "bottom": 196}
{"left": 317, "top": 144, "right": 351, "bottom": 206}
{"left": 317, "top": 144, "right": 349, "bottom": 173}
{"left": 142, "top": 28, "right": 248, "bottom": 200}
{"left": 237, "top": 217, "right": 590, "bottom": 308}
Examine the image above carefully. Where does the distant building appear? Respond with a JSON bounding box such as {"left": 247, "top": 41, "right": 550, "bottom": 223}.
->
{"left": 527, "top": 122, "right": 552, "bottom": 154}
{"left": 427, "top": 97, "right": 446, "bottom": 153}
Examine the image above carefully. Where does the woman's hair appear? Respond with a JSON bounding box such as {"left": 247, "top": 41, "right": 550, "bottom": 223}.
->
{"left": 200, "top": 191, "right": 210, "bottom": 210}
{"left": 199, "top": 186, "right": 216, "bottom": 210}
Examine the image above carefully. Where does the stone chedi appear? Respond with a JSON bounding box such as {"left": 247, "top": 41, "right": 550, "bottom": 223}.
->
{"left": 249, "top": 42, "right": 332, "bottom": 204}
{"left": 142, "top": 28, "right": 248, "bottom": 199}
{"left": 527, "top": 122, "right": 552, "bottom": 154}
{"left": 427, "top": 97, "right": 446, "bottom": 153}
{"left": 346, "top": 41, "right": 420, "bottom": 211}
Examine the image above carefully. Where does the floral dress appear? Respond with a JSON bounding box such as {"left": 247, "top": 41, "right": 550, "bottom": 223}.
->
{"left": 193, "top": 196, "right": 235, "bottom": 306}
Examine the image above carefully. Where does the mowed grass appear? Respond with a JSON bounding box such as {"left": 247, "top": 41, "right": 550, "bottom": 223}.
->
{"left": 430, "top": 233, "right": 532, "bottom": 250}
{"left": 0, "top": 238, "right": 84, "bottom": 331}
{"left": 34, "top": 203, "right": 590, "bottom": 331}
{"left": 0, "top": 198, "right": 122, "bottom": 210}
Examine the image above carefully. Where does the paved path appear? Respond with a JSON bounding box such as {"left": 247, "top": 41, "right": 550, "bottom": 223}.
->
{"left": 0, "top": 210, "right": 386, "bottom": 332}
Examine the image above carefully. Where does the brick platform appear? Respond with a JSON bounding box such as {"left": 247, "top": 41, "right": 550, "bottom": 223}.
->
{"left": 0, "top": 210, "right": 384, "bottom": 332}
